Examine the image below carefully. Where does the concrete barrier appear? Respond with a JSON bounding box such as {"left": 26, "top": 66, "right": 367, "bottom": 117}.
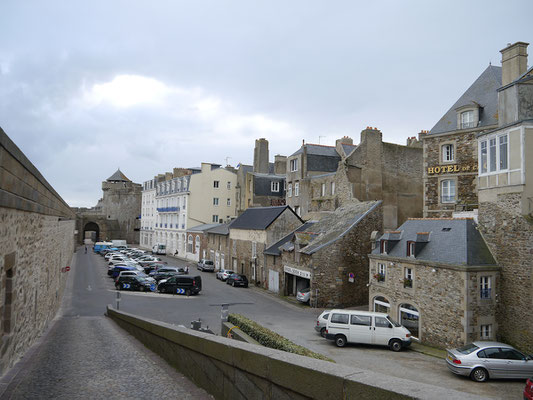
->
{"left": 106, "top": 306, "right": 486, "bottom": 400}
{"left": 221, "top": 321, "right": 260, "bottom": 345}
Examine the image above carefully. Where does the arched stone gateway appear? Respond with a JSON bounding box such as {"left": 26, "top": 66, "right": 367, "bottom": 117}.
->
{"left": 83, "top": 221, "right": 100, "bottom": 243}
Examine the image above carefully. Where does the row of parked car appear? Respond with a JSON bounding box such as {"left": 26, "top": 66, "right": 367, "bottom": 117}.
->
{"left": 197, "top": 259, "right": 249, "bottom": 288}
{"left": 99, "top": 248, "right": 201, "bottom": 295}
{"left": 314, "top": 309, "right": 533, "bottom": 388}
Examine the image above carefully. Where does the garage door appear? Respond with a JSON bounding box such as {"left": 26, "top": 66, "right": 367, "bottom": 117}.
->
{"left": 268, "top": 270, "right": 279, "bottom": 293}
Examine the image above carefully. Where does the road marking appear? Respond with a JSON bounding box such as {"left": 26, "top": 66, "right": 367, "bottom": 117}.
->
{"left": 107, "top": 289, "right": 195, "bottom": 299}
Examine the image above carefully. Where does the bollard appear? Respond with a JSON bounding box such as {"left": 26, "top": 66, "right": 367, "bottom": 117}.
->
{"left": 116, "top": 291, "right": 121, "bottom": 310}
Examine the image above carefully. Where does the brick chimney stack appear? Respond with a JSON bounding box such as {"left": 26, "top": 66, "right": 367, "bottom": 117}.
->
{"left": 500, "top": 42, "right": 529, "bottom": 86}
{"left": 253, "top": 138, "right": 269, "bottom": 174}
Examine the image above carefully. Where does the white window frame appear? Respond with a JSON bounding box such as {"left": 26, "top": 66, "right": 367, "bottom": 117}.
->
{"left": 407, "top": 241, "right": 415, "bottom": 257}
{"left": 480, "top": 324, "right": 492, "bottom": 339}
{"left": 290, "top": 158, "right": 298, "bottom": 172}
{"left": 480, "top": 276, "right": 492, "bottom": 299}
{"left": 331, "top": 182, "right": 335, "bottom": 196}
{"left": 441, "top": 179, "right": 456, "bottom": 203}
{"left": 227, "top": 198, "right": 231, "bottom": 206}
{"left": 479, "top": 133, "right": 509, "bottom": 176}
{"left": 460, "top": 110, "right": 475, "bottom": 129}
{"left": 252, "top": 241, "right": 257, "bottom": 258}
{"left": 227, "top": 181, "right": 231, "bottom": 189}
{"left": 288, "top": 183, "right": 292, "bottom": 197}
{"left": 321, "top": 183, "right": 326, "bottom": 196}
{"left": 214, "top": 180, "right": 220, "bottom": 188}
{"left": 212, "top": 215, "right": 219, "bottom": 223}
{"left": 442, "top": 144, "right": 454, "bottom": 162}
{"left": 271, "top": 181, "right": 280, "bottom": 192}
{"left": 294, "top": 182, "right": 300, "bottom": 197}
{"left": 213, "top": 197, "right": 219, "bottom": 206}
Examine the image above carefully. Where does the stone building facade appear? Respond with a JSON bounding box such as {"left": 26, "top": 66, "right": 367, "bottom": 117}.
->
{"left": 423, "top": 64, "right": 501, "bottom": 217}
{"left": 267, "top": 201, "right": 382, "bottom": 307}
{"left": 75, "top": 169, "right": 142, "bottom": 245}
{"left": 205, "top": 223, "right": 231, "bottom": 271}
{"left": 185, "top": 223, "right": 219, "bottom": 262}
{"left": 0, "top": 127, "right": 76, "bottom": 374}
{"left": 475, "top": 42, "right": 533, "bottom": 353}
{"left": 369, "top": 218, "right": 499, "bottom": 348}
{"left": 229, "top": 206, "right": 303, "bottom": 286}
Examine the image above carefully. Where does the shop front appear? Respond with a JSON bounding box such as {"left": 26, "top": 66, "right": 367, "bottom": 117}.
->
{"left": 283, "top": 265, "right": 311, "bottom": 297}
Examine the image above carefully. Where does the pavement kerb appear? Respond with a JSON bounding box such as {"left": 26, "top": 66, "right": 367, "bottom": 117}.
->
{"left": 409, "top": 342, "right": 447, "bottom": 359}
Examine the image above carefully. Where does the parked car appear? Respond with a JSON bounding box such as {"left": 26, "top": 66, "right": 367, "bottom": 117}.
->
{"left": 116, "top": 270, "right": 155, "bottom": 283}
{"left": 157, "top": 275, "right": 202, "bottom": 296}
{"left": 314, "top": 310, "right": 330, "bottom": 338}
{"left": 525, "top": 377, "right": 533, "bottom": 400}
{"left": 115, "top": 276, "right": 154, "bottom": 292}
{"left": 325, "top": 310, "right": 411, "bottom": 351}
{"left": 142, "top": 261, "right": 169, "bottom": 274}
{"left": 297, "top": 287, "right": 311, "bottom": 303}
{"left": 111, "top": 265, "right": 136, "bottom": 279}
{"left": 446, "top": 341, "right": 533, "bottom": 382}
{"left": 226, "top": 274, "right": 248, "bottom": 288}
{"left": 216, "top": 269, "right": 234, "bottom": 281}
{"left": 150, "top": 267, "right": 186, "bottom": 282}
{"left": 197, "top": 259, "right": 215, "bottom": 272}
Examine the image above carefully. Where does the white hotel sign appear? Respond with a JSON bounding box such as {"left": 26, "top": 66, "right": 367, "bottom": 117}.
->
{"left": 283, "top": 265, "right": 311, "bottom": 279}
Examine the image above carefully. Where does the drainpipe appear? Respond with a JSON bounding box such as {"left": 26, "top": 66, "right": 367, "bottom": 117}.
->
{"left": 464, "top": 271, "right": 469, "bottom": 344}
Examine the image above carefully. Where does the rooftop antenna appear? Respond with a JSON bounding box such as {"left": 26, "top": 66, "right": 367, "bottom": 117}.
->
{"left": 318, "top": 136, "right": 326, "bottom": 144}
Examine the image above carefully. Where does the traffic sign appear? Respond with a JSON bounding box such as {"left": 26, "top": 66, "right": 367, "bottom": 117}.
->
{"left": 176, "top": 288, "right": 185, "bottom": 294}
{"left": 123, "top": 283, "right": 131, "bottom": 289}
{"left": 150, "top": 283, "right": 156, "bottom": 292}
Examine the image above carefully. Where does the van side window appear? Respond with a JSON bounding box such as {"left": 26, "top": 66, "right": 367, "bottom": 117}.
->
{"left": 351, "top": 315, "right": 371, "bottom": 326}
{"left": 375, "top": 316, "right": 392, "bottom": 328}
{"left": 330, "top": 313, "right": 349, "bottom": 324}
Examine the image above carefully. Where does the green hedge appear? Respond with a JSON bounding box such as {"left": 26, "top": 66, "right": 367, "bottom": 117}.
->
{"left": 228, "top": 313, "right": 334, "bottom": 362}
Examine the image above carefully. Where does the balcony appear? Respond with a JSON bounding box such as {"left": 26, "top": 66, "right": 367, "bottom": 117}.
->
{"left": 157, "top": 207, "right": 179, "bottom": 213}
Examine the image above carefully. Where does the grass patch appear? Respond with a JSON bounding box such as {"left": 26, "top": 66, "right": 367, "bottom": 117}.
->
{"left": 228, "top": 313, "right": 334, "bottom": 362}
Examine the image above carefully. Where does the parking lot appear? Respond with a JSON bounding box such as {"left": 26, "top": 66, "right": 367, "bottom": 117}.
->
{"left": 96, "top": 249, "right": 526, "bottom": 399}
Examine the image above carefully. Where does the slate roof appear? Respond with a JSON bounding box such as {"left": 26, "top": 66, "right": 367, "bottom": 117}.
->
{"left": 230, "top": 206, "right": 303, "bottom": 231}
{"left": 207, "top": 223, "right": 230, "bottom": 235}
{"left": 107, "top": 169, "right": 131, "bottom": 182}
{"left": 372, "top": 218, "right": 496, "bottom": 266}
{"left": 290, "top": 144, "right": 340, "bottom": 158}
{"left": 188, "top": 223, "right": 221, "bottom": 233}
{"left": 298, "top": 201, "right": 381, "bottom": 255}
{"left": 341, "top": 144, "right": 357, "bottom": 157}
{"left": 430, "top": 65, "right": 501, "bottom": 135}
{"left": 252, "top": 174, "right": 286, "bottom": 197}
{"left": 264, "top": 221, "right": 317, "bottom": 256}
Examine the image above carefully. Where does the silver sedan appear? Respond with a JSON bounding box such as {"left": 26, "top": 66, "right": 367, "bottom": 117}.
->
{"left": 446, "top": 341, "right": 533, "bottom": 382}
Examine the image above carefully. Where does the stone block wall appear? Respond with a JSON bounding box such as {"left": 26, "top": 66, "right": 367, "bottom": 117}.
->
{"left": 310, "top": 202, "right": 383, "bottom": 308}
{"left": 478, "top": 193, "right": 533, "bottom": 354}
{"left": 423, "top": 132, "right": 479, "bottom": 217}
{"left": 0, "top": 127, "right": 76, "bottom": 374}
{"left": 368, "top": 256, "right": 499, "bottom": 348}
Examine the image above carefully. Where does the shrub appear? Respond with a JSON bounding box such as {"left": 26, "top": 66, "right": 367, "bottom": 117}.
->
{"left": 228, "top": 313, "right": 334, "bottom": 362}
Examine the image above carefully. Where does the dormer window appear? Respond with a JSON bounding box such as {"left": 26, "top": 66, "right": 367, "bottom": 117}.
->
{"left": 380, "top": 240, "right": 388, "bottom": 254}
{"left": 407, "top": 241, "right": 416, "bottom": 257}
{"left": 461, "top": 111, "right": 475, "bottom": 129}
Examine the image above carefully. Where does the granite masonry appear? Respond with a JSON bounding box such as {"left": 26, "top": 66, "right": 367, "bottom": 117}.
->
{"left": 0, "top": 127, "right": 76, "bottom": 374}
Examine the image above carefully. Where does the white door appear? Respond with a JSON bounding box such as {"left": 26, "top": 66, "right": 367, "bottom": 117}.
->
{"left": 373, "top": 316, "right": 393, "bottom": 345}
{"left": 268, "top": 270, "right": 279, "bottom": 293}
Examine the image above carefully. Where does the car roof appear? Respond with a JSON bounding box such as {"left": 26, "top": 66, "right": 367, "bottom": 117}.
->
{"left": 471, "top": 341, "right": 515, "bottom": 348}
{"left": 329, "top": 309, "right": 389, "bottom": 317}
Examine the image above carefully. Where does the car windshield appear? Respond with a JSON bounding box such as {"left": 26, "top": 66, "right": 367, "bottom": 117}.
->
{"left": 457, "top": 343, "right": 480, "bottom": 354}
{"left": 387, "top": 316, "right": 401, "bottom": 327}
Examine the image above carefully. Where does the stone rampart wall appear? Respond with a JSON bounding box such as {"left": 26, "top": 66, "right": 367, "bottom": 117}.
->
{"left": 0, "top": 127, "right": 76, "bottom": 374}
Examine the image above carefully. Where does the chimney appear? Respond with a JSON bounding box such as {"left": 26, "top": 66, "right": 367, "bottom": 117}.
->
{"left": 274, "top": 155, "right": 287, "bottom": 175}
{"left": 335, "top": 136, "right": 353, "bottom": 156}
{"left": 253, "top": 138, "right": 269, "bottom": 174}
{"left": 500, "top": 42, "right": 529, "bottom": 86}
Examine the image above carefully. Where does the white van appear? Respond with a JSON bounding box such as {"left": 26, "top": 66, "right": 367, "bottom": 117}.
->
{"left": 325, "top": 309, "right": 411, "bottom": 351}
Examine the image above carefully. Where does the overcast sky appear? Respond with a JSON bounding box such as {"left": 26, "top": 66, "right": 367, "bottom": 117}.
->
{"left": 1, "top": 1, "right": 532, "bottom": 207}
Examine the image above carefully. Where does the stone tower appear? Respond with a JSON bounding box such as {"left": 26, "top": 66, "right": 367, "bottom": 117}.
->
{"left": 253, "top": 138, "right": 269, "bottom": 173}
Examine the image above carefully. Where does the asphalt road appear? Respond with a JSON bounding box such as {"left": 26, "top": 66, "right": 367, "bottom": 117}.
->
{"left": 0, "top": 249, "right": 212, "bottom": 400}
{"left": 108, "top": 250, "right": 525, "bottom": 400}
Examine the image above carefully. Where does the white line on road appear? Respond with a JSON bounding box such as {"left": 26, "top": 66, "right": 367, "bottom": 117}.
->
{"left": 107, "top": 290, "right": 195, "bottom": 299}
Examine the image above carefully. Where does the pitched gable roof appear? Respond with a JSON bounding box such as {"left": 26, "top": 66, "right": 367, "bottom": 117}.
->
{"left": 430, "top": 65, "right": 501, "bottom": 135}
{"left": 107, "top": 169, "right": 131, "bottom": 182}
{"left": 230, "top": 206, "right": 303, "bottom": 231}
{"left": 300, "top": 201, "right": 381, "bottom": 255}
{"left": 372, "top": 218, "right": 496, "bottom": 266}
{"left": 264, "top": 221, "right": 317, "bottom": 255}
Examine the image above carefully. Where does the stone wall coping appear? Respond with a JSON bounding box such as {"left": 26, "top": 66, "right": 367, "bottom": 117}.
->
{"left": 368, "top": 254, "right": 500, "bottom": 272}
{"left": 106, "top": 305, "right": 486, "bottom": 400}
{"left": 0, "top": 127, "right": 74, "bottom": 218}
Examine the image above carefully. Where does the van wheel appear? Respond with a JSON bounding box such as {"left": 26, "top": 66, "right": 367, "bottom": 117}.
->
{"left": 320, "top": 327, "right": 326, "bottom": 338}
{"left": 335, "top": 335, "right": 347, "bottom": 347}
{"left": 389, "top": 339, "right": 402, "bottom": 352}
{"left": 471, "top": 367, "right": 488, "bottom": 382}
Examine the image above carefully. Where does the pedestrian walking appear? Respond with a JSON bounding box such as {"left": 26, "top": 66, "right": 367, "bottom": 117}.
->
{"left": 84, "top": 246, "right": 87, "bottom": 254}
